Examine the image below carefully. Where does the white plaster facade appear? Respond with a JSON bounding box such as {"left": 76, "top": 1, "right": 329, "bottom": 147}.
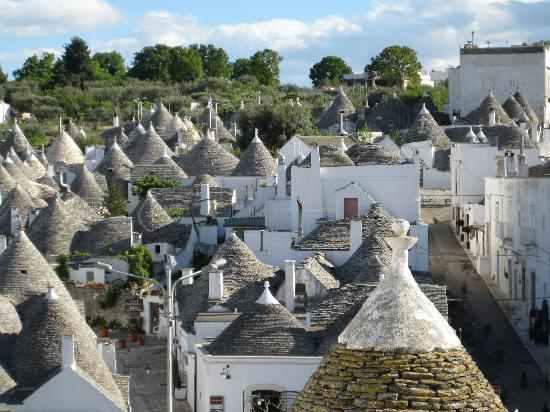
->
{"left": 401, "top": 140, "right": 450, "bottom": 190}
{"left": 0, "top": 100, "right": 10, "bottom": 124}
{"left": 448, "top": 44, "right": 550, "bottom": 124}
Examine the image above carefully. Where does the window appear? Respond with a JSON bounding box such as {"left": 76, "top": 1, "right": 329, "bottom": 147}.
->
{"left": 155, "top": 245, "right": 161, "bottom": 254}
{"left": 86, "top": 271, "right": 94, "bottom": 283}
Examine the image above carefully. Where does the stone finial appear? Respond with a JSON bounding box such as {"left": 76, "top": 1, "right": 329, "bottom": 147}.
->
{"left": 419, "top": 102, "right": 429, "bottom": 115}
{"left": 256, "top": 281, "right": 280, "bottom": 305}
{"left": 252, "top": 128, "right": 261, "bottom": 143}
{"left": 46, "top": 285, "right": 58, "bottom": 301}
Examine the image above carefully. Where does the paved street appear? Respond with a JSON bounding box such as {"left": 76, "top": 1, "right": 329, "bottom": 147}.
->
{"left": 116, "top": 336, "right": 191, "bottom": 412}
{"left": 430, "top": 222, "right": 550, "bottom": 411}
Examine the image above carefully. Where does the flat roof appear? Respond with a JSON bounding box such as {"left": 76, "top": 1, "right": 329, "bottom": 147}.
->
{"left": 461, "top": 46, "right": 545, "bottom": 55}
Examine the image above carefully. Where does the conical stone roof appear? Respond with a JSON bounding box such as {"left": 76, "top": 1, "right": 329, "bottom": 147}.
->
{"left": 61, "top": 191, "right": 101, "bottom": 224}
{"left": 0, "top": 120, "right": 32, "bottom": 157}
{"left": 180, "top": 116, "right": 202, "bottom": 147}
{"left": 8, "top": 148, "right": 33, "bottom": 177}
{"left": 198, "top": 109, "right": 235, "bottom": 143}
{"left": 299, "top": 144, "right": 355, "bottom": 168}
{"left": 232, "top": 134, "right": 277, "bottom": 176}
{"left": 96, "top": 139, "right": 134, "bottom": 182}
{"left": 192, "top": 174, "right": 218, "bottom": 187}
{"left": 337, "top": 203, "right": 396, "bottom": 284}
{"left": 293, "top": 220, "right": 506, "bottom": 412}
{"left": 0, "top": 185, "right": 46, "bottom": 235}
{"left": 3, "top": 156, "right": 54, "bottom": 202}
{"left": 210, "top": 233, "right": 275, "bottom": 295}
{"left": 14, "top": 289, "right": 125, "bottom": 410}
{"left": 207, "top": 282, "right": 315, "bottom": 356}
{"left": 132, "top": 191, "right": 173, "bottom": 233}
{"left": 27, "top": 196, "right": 84, "bottom": 258}
{"left": 406, "top": 103, "right": 449, "bottom": 148}
{"left": 318, "top": 87, "right": 356, "bottom": 130}
{"left": 0, "top": 163, "right": 16, "bottom": 194}
{"left": 151, "top": 101, "right": 174, "bottom": 140}
{"left": 124, "top": 123, "right": 174, "bottom": 164}
{"left": 346, "top": 143, "right": 403, "bottom": 165}
{"left": 25, "top": 152, "right": 46, "bottom": 180}
{"left": 153, "top": 152, "right": 187, "bottom": 178}
{"left": 465, "top": 91, "right": 512, "bottom": 126}
{"left": 514, "top": 90, "right": 539, "bottom": 126}
{"left": 46, "top": 130, "right": 84, "bottom": 165}
{"left": 503, "top": 94, "right": 529, "bottom": 123}
{"left": 0, "top": 231, "right": 80, "bottom": 308}
{"left": 71, "top": 164, "right": 105, "bottom": 208}
{"left": 175, "top": 134, "right": 238, "bottom": 176}
{"left": 127, "top": 122, "right": 146, "bottom": 144}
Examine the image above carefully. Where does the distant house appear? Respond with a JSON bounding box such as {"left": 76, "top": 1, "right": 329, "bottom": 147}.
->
{"left": 0, "top": 100, "right": 10, "bottom": 124}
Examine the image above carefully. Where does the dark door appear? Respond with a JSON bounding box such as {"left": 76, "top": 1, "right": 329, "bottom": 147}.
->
{"left": 344, "top": 198, "right": 358, "bottom": 219}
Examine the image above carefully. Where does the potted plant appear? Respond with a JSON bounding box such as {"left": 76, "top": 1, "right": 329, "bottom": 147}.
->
{"left": 127, "top": 318, "right": 140, "bottom": 342}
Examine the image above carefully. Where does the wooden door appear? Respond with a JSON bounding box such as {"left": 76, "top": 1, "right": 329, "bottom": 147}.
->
{"left": 344, "top": 198, "right": 358, "bottom": 219}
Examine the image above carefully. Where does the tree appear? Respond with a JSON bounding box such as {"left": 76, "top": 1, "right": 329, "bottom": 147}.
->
{"left": 168, "top": 47, "right": 203, "bottom": 82}
{"left": 128, "top": 45, "right": 172, "bottom": 81}
{"left": 0, "top": 65, "right": 7, "bottom": 84}
{"left": 92, "top": 51, "right": 126, "bottom": 79}
{"left": 120, "top": 245, "right": 153, "bottom": 279}
{"left": 238, "top": 102, "right": 316, "bottom": 151}
{"left": 309, "top": 56, "right": 352, "bottom": 88}
{"left": 232, "top": 58, "right": 254, "bottom": 79}
{"left": 55, "top": 255, "right": 70, "bottom": 280}
{"left": 366, "top": 45, "right": 422, "bottom": 89}
{"left": 250, "top": 49, "right": 282, "bottom": 86}
{"left": 189, "top": 44, "right": 231, "bottom": 78}
{"left": 104, "top": 185, "right": 128, "bottom": 216}
{"left": 133, "top": 176, "right": 179, "bottom": 198}
{"left": 13, "top": 53, "right": 55, "bottom": 84}
{"left": 52, "top": 37, "right": 94, "bottom": 88}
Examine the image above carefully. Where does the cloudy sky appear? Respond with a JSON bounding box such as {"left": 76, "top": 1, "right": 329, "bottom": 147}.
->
{"left": 0, "top": 0, "right": 549, "bottom": 85}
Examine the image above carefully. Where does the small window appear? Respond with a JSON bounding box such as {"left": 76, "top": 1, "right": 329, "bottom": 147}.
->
{"left": 86, "top": 271, "right": 94, "bottom": 283}
{"left": 155, "top": 245, "right": 161, "bottom": 254}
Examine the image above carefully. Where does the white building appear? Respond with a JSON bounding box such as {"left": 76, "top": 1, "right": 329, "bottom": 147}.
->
{"left": 484, "top": 160, "right": 550, "bottom": 337}
{"left": 0, "top": 100, "right": 10, "bottom": 124}
{"left": 448, "top": 43, "right": 550, "bottom": 124}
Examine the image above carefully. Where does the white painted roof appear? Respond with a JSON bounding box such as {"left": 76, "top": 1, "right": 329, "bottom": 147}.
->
{"left": 338, "top": 219, "right": 461, "bottom": 353}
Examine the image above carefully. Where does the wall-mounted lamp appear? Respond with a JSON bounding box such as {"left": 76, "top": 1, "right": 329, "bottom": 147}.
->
{"left": 220, "top": 364, "right": 231, "bottom": 380}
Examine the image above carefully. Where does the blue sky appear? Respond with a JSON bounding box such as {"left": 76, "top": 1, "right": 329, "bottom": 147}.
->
{"left": 1, "top": 0, "right": 550, "bottom": 85}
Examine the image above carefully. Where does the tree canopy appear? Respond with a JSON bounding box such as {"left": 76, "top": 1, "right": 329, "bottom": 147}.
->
{"left": 365, "top": 45, "right": 422, "bottom": 89}
{"left": 309, "top": 56, "right": 352, "bottom": 88}
{"left": 190, "top": 44, "right": 231, "bottom": 78}
{"left": 168, "top": 47, "right": 203, "bottom": 82}
{"left": 91, "top": 51, "right": 126, "bottom": 80}
{"left": 129, "top": 44, "right": 173, "bottom": 81}
{"left": 250, "top": 49, "right": 282, "bottom": 86}
{"left": 13, "top": 53, "right": 55, "bottom": 85}
{"left": 54, "top": 37, "right": 95, "bottom": 88}
{"left": 0, "top": 65, "right": 7, "bottom": 84}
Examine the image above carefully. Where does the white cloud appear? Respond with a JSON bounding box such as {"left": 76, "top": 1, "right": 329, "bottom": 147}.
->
{"left": 135, "top": 12, "right": 361, "bottom": 53}
{"left": 0, "top": 0, "right": 121, "bottom": 37}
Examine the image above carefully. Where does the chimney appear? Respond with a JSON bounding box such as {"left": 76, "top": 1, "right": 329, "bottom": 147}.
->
{"left": 350, "top": 218, "right": 363, "bottom": 252}
{"left": 496, "top": 152, "right": 505, "bottom": 177}
{"left": 488, "top": 109, "right": 496, "bottom": 127}
{"left": 339, "top": 110, "right": 347, "bottom": 135}
{"left": 180, "top": 268, "right": 194, "bottom": 286}
{"left": 517, "top": 136, "right": 528, "bottom": 177}
{"left": 276, "top": 154, "right": 286, "bottom": 199}
{"left": 339, "top": 137, "right": 347, "bottom": 152}
{"left": 0, "top": 235, "right": 6, "bottom": 255}
{"left": 208, "top": 270, "right": 224, "bottom": 300}
{"left": 504, "top": 151, "right": 515, "bottom": 177}
{"left": 10, "top": 207, "right": 21, "bottom": 235}
{"left": 62, "top": 335, "right": 76, "bottom": 369}
{"left": 200, "top": 183, "right": 211, "bottom": 216}
{"left": 284, "top": 260, "right": 296, "bottom": 312}
{"left": 311, "top": 146, "right": 321, "bottom": 170}
{"left": 113, "top": 114, "right": 119, "bottom": 128}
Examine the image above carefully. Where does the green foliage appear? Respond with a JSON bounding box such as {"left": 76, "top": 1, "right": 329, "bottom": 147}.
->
{"left": 98, "top": 285, "right": 121, "bottom": 309}
{"left": 120, "top": 246, "right": 153, "bottom": 280}
{"left": 238, "top": 101, "right": 316, "bottom": 151}
{"left": 108, "top": 319, "right": 122, "bottom": 330}
{"left": 133, "top": 176, "right": 179, "bottom": 198}
{"left": 54, "top": 37, "right": 95, "bottom": 88}
{"left": 128, "top": 44, "right": 173, "bottom": 81}
{"left": 167, "top": 207, "right": 188, "bottom": 219}
{"left": 104, "top": 185, "right": 128, "bottom": 216}
{"left": 168, "top": 47, "right": 203, "bottom": 82}
{"left": 232, "top": 58, "right": 254, "bottom": 80}
{"left": 89, "top": 316, "right": 108, "bottom": 328}
{"left": 0, "top": 66, "right": 6, "bottom": 84}
{"left": 250, "top": 49, "right": 282, "bottom": 86}
{"left": 92, "top": 51, "right": 126, "bottom": 80}
{"left": 13, "top": 53, "right": 55, "bottom": 86}
{"left": 309, "top": 56, "right": 352, "bottom": 88}
{"left": 55, "top": 255, "right": 70, "bottom": 280}
{"left": 357, "top": 125, "right": 371, "bottom": 143}
{"left": 190, "top": 44, "right": 232, "bottom": 78}
{"left": 70, "top": 250, "right": 91, "bottom": 259}
{"left": 366, "top": 45, "right": 422, "bottom": 89}
{"left": 401, "top": 83, "right": 449, "bottom": 112}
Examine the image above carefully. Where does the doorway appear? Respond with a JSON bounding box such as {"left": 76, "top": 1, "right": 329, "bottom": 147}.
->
{"left": 343, "top": 198, "right": 358, "bottom": 219}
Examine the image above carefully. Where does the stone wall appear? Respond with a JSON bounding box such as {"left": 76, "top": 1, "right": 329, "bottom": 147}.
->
{"left": 66, "top": 283, "right": 139, "bottom": 326}
{"left": 293, "top": 345, "right": 506, "bottom": 411}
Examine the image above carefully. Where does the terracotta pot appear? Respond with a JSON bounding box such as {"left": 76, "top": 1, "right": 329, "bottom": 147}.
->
{"left": 99, "top": 327, "right": 109, "bottom": 338}
{"left": 119, "top": 339, "right": 127, "bottom": 349}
